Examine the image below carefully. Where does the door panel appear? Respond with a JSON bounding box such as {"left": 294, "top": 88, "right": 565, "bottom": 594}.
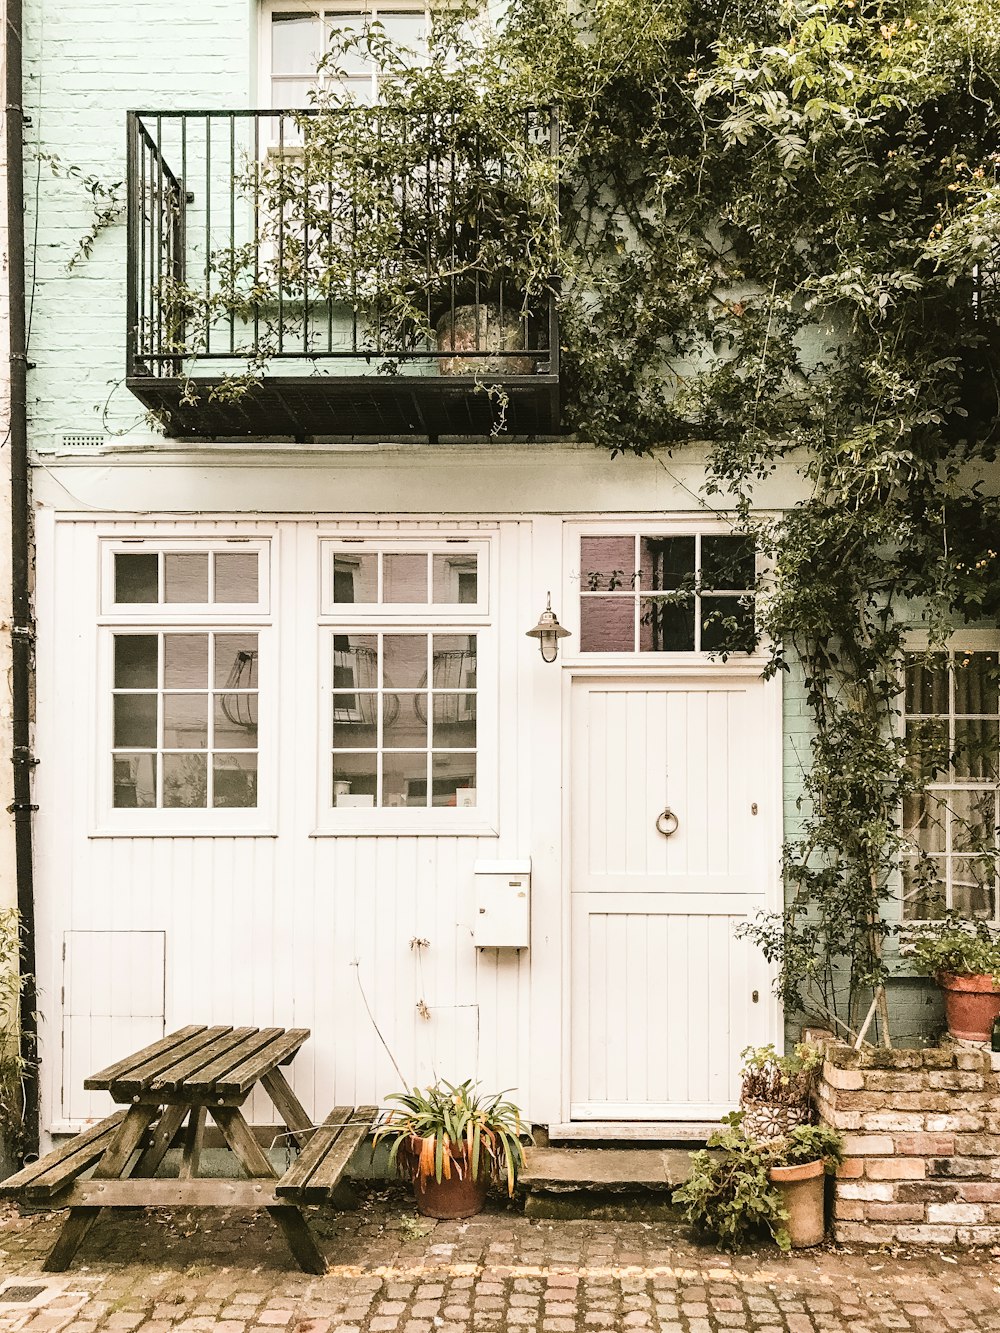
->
{"left": 569, "top": 677, "right": 775, "bottom": 1121}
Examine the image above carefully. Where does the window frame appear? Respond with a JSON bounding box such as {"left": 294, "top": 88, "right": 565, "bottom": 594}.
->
{"left": 93, "top": 538, "right": 275, "bottom": 836}
{"left": 899, "top": 631, "right": 1000, "bottom": 926}
{"left": 314, "top": 533, "right": 497, "bottom": 835}
{"left": 259, "top": 0, "right": 434, "bottom": 108}
{"left": 563, "top": 519, "right": 768, "bottom": 664}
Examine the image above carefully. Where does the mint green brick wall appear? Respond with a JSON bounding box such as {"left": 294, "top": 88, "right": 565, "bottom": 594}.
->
{"left": 22, "top": 0, "right": 255, "bottom": 444}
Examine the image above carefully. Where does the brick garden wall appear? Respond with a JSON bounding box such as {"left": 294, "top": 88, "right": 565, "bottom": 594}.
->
{"left": 817, "top": 1040, "right": 1000, "bottom": 1246}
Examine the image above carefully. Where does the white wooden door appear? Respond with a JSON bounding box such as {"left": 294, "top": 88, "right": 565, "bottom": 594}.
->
{"left": 569, "top": 676, "right": 776, "bottom": 1121}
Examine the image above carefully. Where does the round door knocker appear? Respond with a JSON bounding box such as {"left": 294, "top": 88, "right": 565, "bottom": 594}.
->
{"left": 655, "top": 807, "right": 679, "bottom": 837}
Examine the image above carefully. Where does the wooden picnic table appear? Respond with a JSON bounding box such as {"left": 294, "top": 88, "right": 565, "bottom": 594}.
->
{"left": 0, "top": 1025, "right": 376, "bottom": 1274}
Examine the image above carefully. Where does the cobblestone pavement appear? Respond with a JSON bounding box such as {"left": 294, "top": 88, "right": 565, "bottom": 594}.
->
{"left": 1, "top": 1190, "right": 999, "bottom": 1333}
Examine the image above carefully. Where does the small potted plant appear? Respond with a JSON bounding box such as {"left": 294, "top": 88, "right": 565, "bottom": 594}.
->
{"left": 375, "top": 1078, "right": 527, "bottom": 1219}
{"left": 899, "top": 912, "right": 1000, "bottom": 1041}
{"left": 738, "top": 1043, "right": 822, "bottom": 1143}
{"left": 672, "top": 1117, "right": 842, "bottom": 1251}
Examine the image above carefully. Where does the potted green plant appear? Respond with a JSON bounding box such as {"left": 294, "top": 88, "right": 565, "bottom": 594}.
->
{"left": 375, "top": 1079, "right": 527, "bottom": 1219}
{"left": 899, "top": 913, "right": 1000, "bottom": 1041}
{"left": 672, "top": 1117, "right": 842, "bottom": 1252}
{"left": 738, "top": 1043, "right": 822, "bottom": 1143}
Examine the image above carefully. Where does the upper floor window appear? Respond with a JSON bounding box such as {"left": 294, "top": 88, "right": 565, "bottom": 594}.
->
{"left": 902, "top": 648, "right": 1000, "bottom": 923}
{"left": 577, "top": 533, "right": 757, "bottom": 654}
{"left": 265, "top": 2, "right": 430, "bottom": 106}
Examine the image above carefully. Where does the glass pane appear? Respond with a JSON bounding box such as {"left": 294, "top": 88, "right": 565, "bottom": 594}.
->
{"left": 333, "top": 553, "right": 377, "bottom": 603}
{"left": 432, "top": 555, "right": 478, "bottom": 603}
{"left": 949, "top": 789, "right": 997, "bottom": 852}
{"left": 213, "top": 754, "right": 258, "bottom": 809}
{"left": 954, "top": 651, "right": 1000, "bottom": 715}
{"left": 432, "top": 754, "right": 477, "bottom": 807}
{"left": 384, "top": 693, "right": 427, "bottom": 748}
{"left": 333, "top": 702, "right": 376, "bottom": 747}
{"left": 162, "top": 753, "right": 207, "bottom": 808}
{"left": 327, "top": 14, "right": 371, "bottom": 75}
{"left": 906, "top": 718, "right": 950, "bottom": 784}
{"left": 640, "top": 537, "right": 694, "bottom": 592}
{"left": 214, "top": 634, "right": 259, "bottom": 688}
{"left": 580, "top": 597, "right": 634, "bottom": 652}
{"left": 905, "top": 654, "right": 948, "bottom": 715}
{"left": 271, "top": 76, "right": 315, "bottom": 108}
{"left": 115, "top": 553, "right": 158, "bottom": 603}
{"left": 214, "top": 552, "right": 259, "bottom": 603}
{"left": 580, "top": 536, "right": 635, "bottom": 592}
{"left": 114, "top": 694, "right": 157, "bottom": 748}
{"left": 701, "top": 536, "right": 756, "bottom": 590}
{"left": 112, "top": 754, "right": 157, "bottom": 808}
{"left": 434, "top": 706, "right": 475, "bottom": 747}
{"left": 384, "top": 10, "right": 427, "bottom": 59}
{"left": 272, "top": 12, "right": 319, "bottom": 73}
{"left": 384, "top": 633, "right": 427, "bottom": 688}
{"left": 215, "top": 696, "right": 258, "bottom": 748}
{"left": 164, "top": 553, "right": 208, "bottom": 603}
{"left": 383, "top": 553, "right": 427, "bottom": 603}
{"left": 163, "top": 694, "right": 208, "bottom": 749}
{"left": 381, "top": 751, "right": 428, "bottom": 807}
{"left": 163, "top": 634, "right": 208, "bottom": 689}
{"left": 332, "top": 752, "right": 377, "bottom": 806}
{"left": 902, "top": 858, "right": 946, "bottom": 920}
{"left": 700, "top": 596, "right": 756, "bottom": 653}
{"left": 333, "top": 634, "right": 378, "bottom": 690}
{"left": 114, "top": 635, "right": 158, "bottom": 688}
{"left": 950, "top": 856, "right": 997, "bottom": 919}
{"left": 640, "top": 596, "right": 694, "bottom": 651}
{"left": 902, "top": 791, "right": 947, "bottom": 854}
{"left": 953, "top": 719, "right": 1000, "bottom": 782}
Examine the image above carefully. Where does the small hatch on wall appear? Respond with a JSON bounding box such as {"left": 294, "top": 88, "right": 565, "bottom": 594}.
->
{"left": 472, "top": 860, "right": 530, "bottom": 949}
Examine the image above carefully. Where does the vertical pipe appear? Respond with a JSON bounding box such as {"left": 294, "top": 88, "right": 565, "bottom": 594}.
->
{"left": 6, "top": 0, "right": 39, "bottom": 1160}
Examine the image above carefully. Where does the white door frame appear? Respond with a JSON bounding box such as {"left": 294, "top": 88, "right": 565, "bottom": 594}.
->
{"left": 558, "top": 660, "right": 784, "bottom": 1127}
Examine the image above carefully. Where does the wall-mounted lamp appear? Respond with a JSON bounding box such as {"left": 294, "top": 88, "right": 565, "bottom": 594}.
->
{"left": 526, "top": 593, "right": 571, "bottom": 664}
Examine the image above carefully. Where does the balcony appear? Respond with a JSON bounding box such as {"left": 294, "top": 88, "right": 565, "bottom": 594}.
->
{"left": 125, "top": 107, "right": 561, "bottom": 440}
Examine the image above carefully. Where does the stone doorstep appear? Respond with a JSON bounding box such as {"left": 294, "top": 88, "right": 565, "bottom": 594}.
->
{"left": 520, "top": 1147, "right": 693, "bottom": 1194}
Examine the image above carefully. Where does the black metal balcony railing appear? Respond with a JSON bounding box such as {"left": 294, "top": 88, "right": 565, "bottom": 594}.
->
{"left": 126, "top": 107, "right": 561, "bottom": 438}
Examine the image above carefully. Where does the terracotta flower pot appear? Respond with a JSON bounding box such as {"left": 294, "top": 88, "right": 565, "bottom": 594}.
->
{"left": 769, "top": 1158, "right": 826, "bottom": 1249}
{"left": 936, "top": 972, "right": 1000, "bottom": 1042}
{"left": 412, "top": 1158, "right": 490, "bottom": 1219}
{"left": 435, "top": 303, "right": 535, "bottom": 376}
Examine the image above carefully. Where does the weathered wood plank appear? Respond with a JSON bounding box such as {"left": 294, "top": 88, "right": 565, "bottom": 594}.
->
{"left": 300, "top": 1106, "right": 376, "bottom": 1202}
{"left": 59, "top": 1178, "right": 281, "bottom": 1208}
{"left": 132, "top": 1103, "right": 188, "bottom": 1179}
{"left": 179, "top": 1106, "right": 206, "bottom": 1180}
{"left": 0, "top": 1112, "right": 126, "bottom": 1196}
{"left": 260, "top": 1068, "right": 313, "bottom": 1149}
{"left": 207, "top": 1029, "right": 310, "bottom": 1097}
{"left": 147, "top": 1027, "right": 258, "bottom": 1093}
{"left": 275, "top": 1105, "right": 352, "bottom": 1196}
{"left": 104, "top": 1027, "right": 234, "bottom": 1098}
{"left": 183, "top": 1028, "right": 285, "bottom": 1095}
{"left": 210, "top": 1107, "right": 278, "bottom": 1179}
{"left": 84, "top": 1027, "right": 205, "bottom": 1090}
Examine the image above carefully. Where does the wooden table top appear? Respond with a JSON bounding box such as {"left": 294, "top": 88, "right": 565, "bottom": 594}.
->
{"left": 85, "top": 1025, "right": 310, "bottom": 1102}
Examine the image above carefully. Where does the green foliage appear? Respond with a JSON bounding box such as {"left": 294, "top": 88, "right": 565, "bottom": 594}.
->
{"left": 899, "top": 911, "right": 1000, "bottom": 981}
{"left": 0, "top": 909, "right": 32, "bottom": 1159}
{"left": 374, "top": 1078, "right": 528, "bottom": 1196}
{"left": 739, "top": 1042, "right": 822, "bottom": 1104}
{"left": 672, "top": 1115, "right": 843, "bottom": 1251}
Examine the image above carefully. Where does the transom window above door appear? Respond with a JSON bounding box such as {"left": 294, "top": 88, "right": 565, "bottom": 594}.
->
{"left": 321, "top": 539, "right": 486, "bottom": 612}
{"left": 265, "top": 2, "right": 430, "bottom": 106}
{"left": 577, "top": 533, "right": 758, "bottom": 654}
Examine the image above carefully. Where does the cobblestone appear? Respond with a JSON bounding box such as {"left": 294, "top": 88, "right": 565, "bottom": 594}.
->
{"left": 0, "top": 1193, "right": 998, "bottom": 1332}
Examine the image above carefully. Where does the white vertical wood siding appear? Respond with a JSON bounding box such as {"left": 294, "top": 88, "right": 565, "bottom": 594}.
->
{"left": 34, "top": 517, "right": 533, "bottom": 1131}
{"left": 569, "top": 679, "right": 773, "bottom": 1119}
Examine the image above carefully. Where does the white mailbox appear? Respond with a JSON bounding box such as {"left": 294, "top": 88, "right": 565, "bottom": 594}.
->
{"left": 473, "top": 859, "right": 531, "bottom": 949}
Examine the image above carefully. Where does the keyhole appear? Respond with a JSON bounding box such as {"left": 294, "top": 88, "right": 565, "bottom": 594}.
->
{"left": 752, "top": 990, "right": 759, "bottom": 1003}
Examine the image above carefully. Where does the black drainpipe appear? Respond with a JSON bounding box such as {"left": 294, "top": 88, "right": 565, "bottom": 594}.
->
{"left": 6, "top": 0, "right": 40, "bottom": 1160}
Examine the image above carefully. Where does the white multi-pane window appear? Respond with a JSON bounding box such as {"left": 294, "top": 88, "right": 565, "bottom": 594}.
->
{"left": 100, "top": 542, "right": 270, "bottom": 823}
{"left": 264, "top": 1, "right": 430, "bottom": 106}
{"left": 902, "top": 648, "right": 1000, "bottom": 922}
{"left": 320, "top": 538, "right": 490, "bottom": 822}
{"left": 577, "top": 533, "right": 758, "bottom": 654}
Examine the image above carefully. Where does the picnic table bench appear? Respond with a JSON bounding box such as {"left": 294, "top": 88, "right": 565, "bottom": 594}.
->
{"left": 0, "top": 1025, "right": 376, "bottom": 1274}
